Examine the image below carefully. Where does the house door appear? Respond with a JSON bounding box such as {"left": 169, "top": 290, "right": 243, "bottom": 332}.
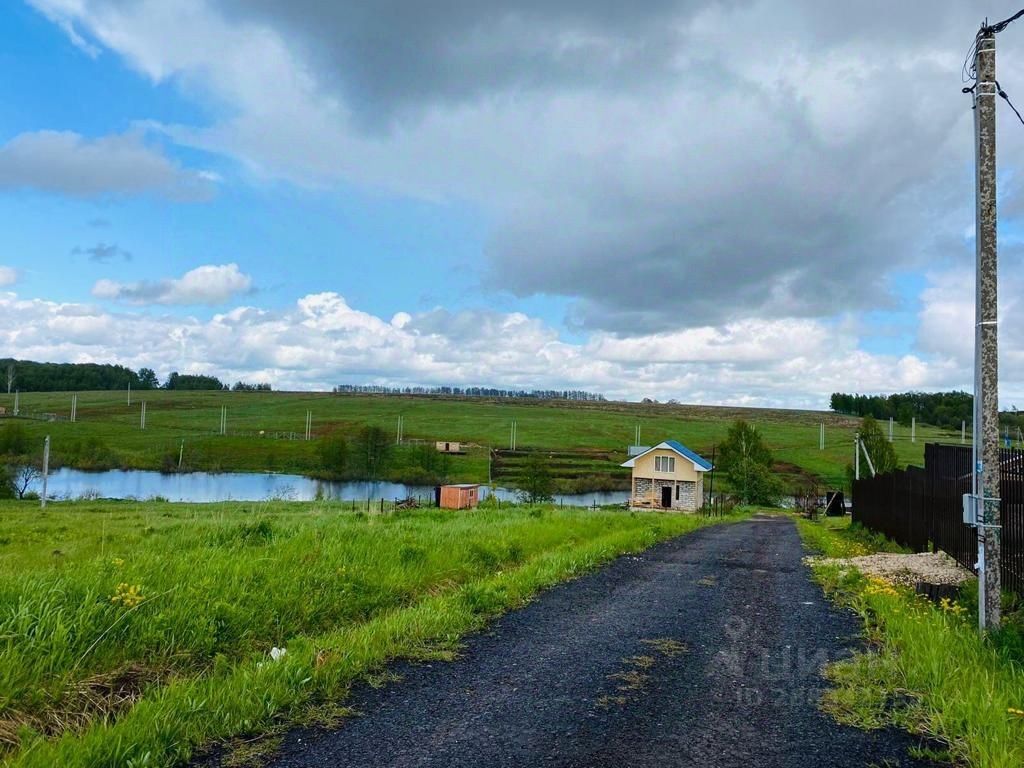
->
{"left": 661, "top": 486, "right": 672, "bottom": 508}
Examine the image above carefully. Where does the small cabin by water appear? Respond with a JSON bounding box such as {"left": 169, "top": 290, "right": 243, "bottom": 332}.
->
{"left": 620, "top": 440, "right": 713, "bottom": 512}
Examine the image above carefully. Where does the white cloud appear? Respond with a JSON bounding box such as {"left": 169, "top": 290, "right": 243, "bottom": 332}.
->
{"left": 0, "top": 287, "right": 992, "bottom": 407}
{"left": 92, "top": 263, "right": 253, "bottom": 305}
{"left": 26, "top": 0, "right": 991, "bottom": 333}
{"left": 0, "top": 130, "right": 216, "bottom": 201}
{"left": 0, "top": 267, "right": 18, "bottom": 287}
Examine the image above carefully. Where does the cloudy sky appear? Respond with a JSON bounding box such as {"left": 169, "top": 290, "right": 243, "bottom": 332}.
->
{"left": 1, "top": 1, "right": 1022, "bottom": 407}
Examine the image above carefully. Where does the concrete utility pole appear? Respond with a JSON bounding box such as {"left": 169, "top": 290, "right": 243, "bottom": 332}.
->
{"left": 889, "top": 417, "right": 894, "bottom": 443}
{"left": 962, "top": 420, "right": 967, "bottom": 444}
{"left": 13, "top": 390, "right": 18, "bottom": 416}
{"left": 911, "top": 417, "right": 916, "bottom": 443}
{"left": 854, "top": 433, "right": 860, "bottom": 481}
{"left": 140, "top": 401, "right": 146, "bottom": 430}
{"left": 974, "top": 25, "right": 1002, "bottom": 630}
{"left": 819, "top": 422, "right": 824, "bottom": 450}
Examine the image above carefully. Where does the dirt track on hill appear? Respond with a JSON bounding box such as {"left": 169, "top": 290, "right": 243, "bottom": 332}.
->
{"left": 233, "top": 516, "right": 939, "bottom": 768}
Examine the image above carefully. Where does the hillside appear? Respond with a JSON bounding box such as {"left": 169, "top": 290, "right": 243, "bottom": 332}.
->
{"left": 0, "top": 390, "right": 962, "bottom": 492}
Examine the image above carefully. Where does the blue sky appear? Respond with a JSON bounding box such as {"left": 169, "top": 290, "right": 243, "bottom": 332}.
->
{"left": 0, "top": 1, "right": 1019, "bottom": 406}
{"left": 0, "top": 1, "right": 583, "bottom": 332}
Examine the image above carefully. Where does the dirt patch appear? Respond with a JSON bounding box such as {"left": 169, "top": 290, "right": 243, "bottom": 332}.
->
{"left": 810, "top": 551, "right": 972, "bottom": 588}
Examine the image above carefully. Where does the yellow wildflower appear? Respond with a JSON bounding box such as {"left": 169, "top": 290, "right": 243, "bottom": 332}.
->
{"left": 1009, "top": 707, "right": 1024, "bottom": 717}
{"left": 110, "top": 557, "right": 125, "bottom": 567}
{"left": 110, "top": 582, "right": 144, "bottom": 608}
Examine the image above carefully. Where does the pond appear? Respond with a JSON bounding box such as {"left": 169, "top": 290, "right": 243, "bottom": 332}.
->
{"left": 39, "top": 468, "right": 630, "bottom": 508}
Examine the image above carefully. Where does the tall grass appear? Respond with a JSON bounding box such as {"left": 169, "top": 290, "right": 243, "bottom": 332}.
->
{"left": 0, "top": 499, "right": 737, "bottom": 766}
{"left": 798, "top": 516, "right": 1024, "bottom": 768}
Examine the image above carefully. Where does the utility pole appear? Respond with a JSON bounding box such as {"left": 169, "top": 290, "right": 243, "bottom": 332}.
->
{"left": 962, "top": 420, "right": 967, "bottom": 445}
{"left": 128, "top": 380, "right": 131, "bottom": 407}
{"left": 70, "top": 393, "right": 77, "bottom": 423}
{"left": 306, "top": 410, "right": 312, "bottom": 441}
{"left": 974, "top": 24, "right": 1001, "bottom": 630}
{"left": 854, "top": 433, "right": 860, "bottom": 481}
{"left": 911, "top": 416, "right": 916, "bottom": 443}
{"left": 819, "top": 422, "right": 824, "bottom": 450}
{"left": 140, "top": 401, "right": 146, "bottom": 430}
{"left": 41, "top": 435, "right": 50, "bottom": 509}
{"left": 13, "top": 390, "right": 18, "bottom": 416}
{"left": 889, "top": 417, "right": 894, "bottom": 443}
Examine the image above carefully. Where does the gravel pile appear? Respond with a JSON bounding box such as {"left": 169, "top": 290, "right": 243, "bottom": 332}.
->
{"left": 814, "top": 551, "right": 972, "bottom": 587}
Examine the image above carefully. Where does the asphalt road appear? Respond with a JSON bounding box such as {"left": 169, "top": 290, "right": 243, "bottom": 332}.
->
{"left": 257, "top": 515, "right": 937, "bottom": 768}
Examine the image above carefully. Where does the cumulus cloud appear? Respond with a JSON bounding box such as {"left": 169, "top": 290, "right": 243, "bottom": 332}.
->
{"left": 92, "top": 263, "right": 253, "bottom": 305}
{"left": 0, "top": 130, "right": 217, "bottom": 201}
{"left": 26, "top": 0, "right": 993, "bottom": 333}
{"left": 0, "top": 267, "right": 18, "bottom": 287}
{"left": 0, "top": 287, "right": 979, "bottom": 406}
{"left": 72, "top": 242, "right": 133, "bottom": 263}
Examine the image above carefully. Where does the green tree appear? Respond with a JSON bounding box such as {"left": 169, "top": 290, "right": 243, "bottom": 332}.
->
{"left": 318, "top": 434, "right": 349, "bottom": 476}
{"left": 0, "top": 422, "right": 30, "bottom": 457}
{"left": 717, "top": 420, "right": 781, "bottom": 505}
{"left": 517, "top": 452, "right": 554, "bottom": 504}
{"left": 137, "top": 368, "right": 159, "bottom": 389}
{"left": 858, "top": 416, "right": 897, "bottom": 475}
{"left": 352, "top": 426, "right": 392, "bottom": 480}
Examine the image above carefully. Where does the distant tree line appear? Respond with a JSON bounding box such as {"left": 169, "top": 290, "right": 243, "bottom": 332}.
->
{"left": 332, "top": 384, "right": 605, "bottom": 401}
{"left": 830, "top": 391, "right": 974, "bottom": 430}
{"left": 231, "top": 381, "right": 272, "bottom": 392}
{"left": 1, "top": 358, "right": 160, "bottom": 393}
{"left": 0, "top": 359, "right": 276, "bottom": 393}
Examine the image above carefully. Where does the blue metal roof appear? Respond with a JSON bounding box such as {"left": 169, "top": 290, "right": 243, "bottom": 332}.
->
{"left": 663, "top": 440, "right": 714, "bottom": 471}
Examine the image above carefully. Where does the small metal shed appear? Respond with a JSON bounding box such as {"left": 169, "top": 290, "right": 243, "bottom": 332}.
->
{"left": 435, "top": 441, "right": 464, "bottom": 454}
{"left": 439, "top": 484, "right": 480, "bottom": 509}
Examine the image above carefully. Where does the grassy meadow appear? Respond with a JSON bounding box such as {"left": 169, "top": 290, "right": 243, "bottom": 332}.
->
{"left": 0, "top": 390, "right": 964, "bottom": 491}
{"left": 798, "top": 515, "right": 1024, "bottom": 768}
{"left": 0, "top": 497, "right": 739, "bottom": 766}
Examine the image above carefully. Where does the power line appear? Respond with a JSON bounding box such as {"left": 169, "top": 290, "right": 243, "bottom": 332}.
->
{"left": 985, "top": 8, "right": 1024, "bottom": 35}
{"left": 997, "top": 82, "right": 1024, "bottom": 128}
{"left": 964, "top": 9, "right": 1024, "bottom": 83}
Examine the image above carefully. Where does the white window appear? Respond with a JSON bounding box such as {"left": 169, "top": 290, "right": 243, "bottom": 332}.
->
{"left": 655, "top": 455, "right": 675, "bottom": 473}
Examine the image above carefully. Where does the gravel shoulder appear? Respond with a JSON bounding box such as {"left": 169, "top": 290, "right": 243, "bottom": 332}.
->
{"left": 225, "top": 515, "right": 939, "bottom": 768}
{"left": 809, "top": 551, "right": 972, "bottom": 588}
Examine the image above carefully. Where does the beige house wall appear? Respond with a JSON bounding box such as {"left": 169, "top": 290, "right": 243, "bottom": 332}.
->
{"left": 629, "top": 449, "right": 705, "bottom": 511}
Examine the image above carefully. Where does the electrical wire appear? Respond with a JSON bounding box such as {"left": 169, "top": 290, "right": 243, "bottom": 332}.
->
{"left": 964, "top": 9, "right": 1024, "bottom": 84}
{"left": 997, "top": 81, "right": 1024, "bottom": 128}
{"left": 985, "top": 8, "right": 1024, "bottom": 35}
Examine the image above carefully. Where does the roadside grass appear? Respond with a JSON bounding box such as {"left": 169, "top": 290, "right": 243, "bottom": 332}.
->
{"left": 0, "top": 390, "right": 958, "bottom": 489}
{"left": 797, "top": 515, "right": 909, "bottom": 559}
{"left": 0, "top": 499, "right": 743, "bottom": 767}
{"left": 797, "top": 515, "right": 1024, "bottom": 768}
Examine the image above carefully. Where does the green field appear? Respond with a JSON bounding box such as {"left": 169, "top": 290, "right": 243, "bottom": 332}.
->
{"left": 0, "top": 498, "right": 736, "bottom": 766}
{"left": 0, "top": 390, "right": 964, "bottom": 491}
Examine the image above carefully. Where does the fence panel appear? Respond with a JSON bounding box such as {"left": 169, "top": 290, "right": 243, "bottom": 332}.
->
{"left": 853, "top": 443, "right": 1024, "bottom": 595}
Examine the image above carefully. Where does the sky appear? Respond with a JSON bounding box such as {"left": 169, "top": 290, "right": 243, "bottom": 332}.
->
{"left": 2, "top": 1, "right": 1024, "bottom": 408}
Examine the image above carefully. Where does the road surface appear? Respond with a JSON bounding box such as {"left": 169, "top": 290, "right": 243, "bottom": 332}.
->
{"left": 251, "top": 516, "right": 938, "bottom": 767}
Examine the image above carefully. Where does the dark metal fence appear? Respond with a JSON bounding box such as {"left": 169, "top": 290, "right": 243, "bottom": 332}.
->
{"left": 852, "top": 443, "right": 1024, "bottom": 595}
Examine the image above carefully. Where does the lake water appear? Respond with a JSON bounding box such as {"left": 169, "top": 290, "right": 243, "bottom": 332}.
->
{"left": 40, "top": 468, "right": 630, "bottom": 508}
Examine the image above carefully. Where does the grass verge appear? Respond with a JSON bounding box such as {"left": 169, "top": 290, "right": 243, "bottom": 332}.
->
{"left": 0, "top": 499, "right": 741, "bottom": 766}
{"left": 796, "top": 514, "right": 1024, "bottom": 768}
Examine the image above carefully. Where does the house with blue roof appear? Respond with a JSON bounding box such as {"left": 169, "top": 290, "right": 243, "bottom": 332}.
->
{"left": 620, "top": 440, "right": 713, "bottom": 511}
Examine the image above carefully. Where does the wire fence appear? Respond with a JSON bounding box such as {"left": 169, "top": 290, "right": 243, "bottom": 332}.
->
{"left": 852, "top": 443, "right": 1024, "bottom": 595}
